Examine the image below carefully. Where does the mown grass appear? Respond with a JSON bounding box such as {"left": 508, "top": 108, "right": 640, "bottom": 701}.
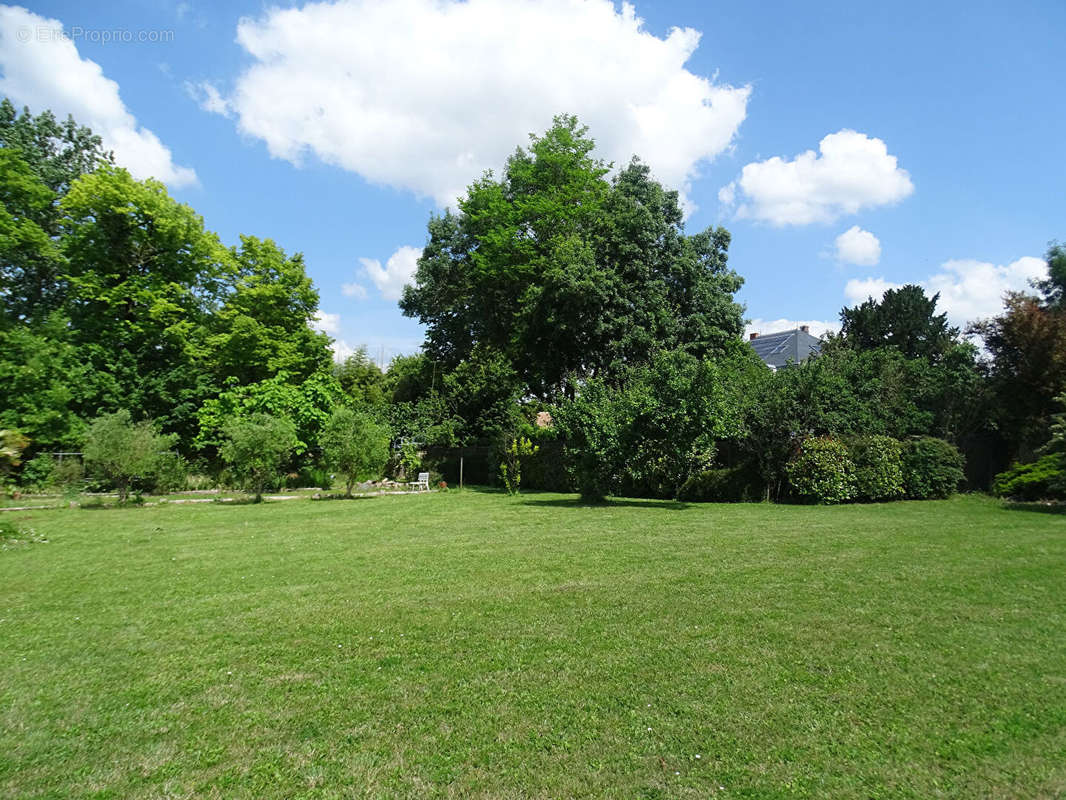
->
{"left": 0, "top": 492, "right": 1063, "bottom": 798}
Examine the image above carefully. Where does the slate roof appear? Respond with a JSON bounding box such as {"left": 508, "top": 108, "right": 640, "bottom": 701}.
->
{"left": 747, "top": 327, "right": 822, "bottom": 370}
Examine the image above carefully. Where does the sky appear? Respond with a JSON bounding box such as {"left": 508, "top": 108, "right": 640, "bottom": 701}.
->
{"left": 1, "top": 0, "right": 1063, "bottom": 363}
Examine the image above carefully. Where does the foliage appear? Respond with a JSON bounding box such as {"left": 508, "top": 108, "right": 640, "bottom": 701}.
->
{"left": 969, "top": 292, "right": 1066, "bottom": 457}
{"left": 19, "top": 453, "right": 54, "bottom": 489}
{"left": 678, "top": 463, "right": 765, "bottom": 503}
{"left": 397, "top": 442, "right": 422, "bottom": 479}
{"left": 555, "top": 348, "right": 747, "bottom": 500}
{"left": 836, "top": 284, "right": 959, "bottom": 361}
{"left": 333, "top": 347, "right": 387, "bottom": 408}
{"left": 499, "top": 436, "right": 539, "bottom": 495}
{"left": 900, "top": 437, "right": 966, "bottom": 500}
{"left": 991, "top": 455, "right": 1065, "bottom": 501}
{"left": 196, "top": 370, "right": 344, "bottom": 457}
{"left": 0, "top": 429, "right": 28, "bottom": 478}
{"left": 219, "top": 413, "right": 299, "bottom": 501}
{"left": 848, "top": 436, "right": 905, "bottom": 501}
{"left": 401, "top": 115, "right": 745, "bottom": 400}
{"left": 82, "top": 410, "right": 178, "bottom": 502}
{"left": 786, "top": 437, "right": 855, "bottom": 504}
{"left": 1033, "top": 240, "right": 1066, "bottom": 310}
{"left": 319, "top": 407, "right": 391, "bottom": 496}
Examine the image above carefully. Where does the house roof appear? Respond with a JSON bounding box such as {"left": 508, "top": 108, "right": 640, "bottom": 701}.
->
{"left": 748, "top": 328, "right": 822, "bottom": 369}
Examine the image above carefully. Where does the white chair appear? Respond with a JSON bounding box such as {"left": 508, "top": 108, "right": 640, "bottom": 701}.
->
{"left": 408, "top": 472, "right": 430, "bottom": 492}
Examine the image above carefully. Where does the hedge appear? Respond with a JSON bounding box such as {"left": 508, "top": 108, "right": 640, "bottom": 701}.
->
{"left": 786, "top": 437, "right": 855, "bottom": 504}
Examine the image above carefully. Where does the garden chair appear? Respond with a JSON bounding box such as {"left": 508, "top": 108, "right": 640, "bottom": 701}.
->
{"left": 408, "top": 472, "right": 430, "bottom": 492}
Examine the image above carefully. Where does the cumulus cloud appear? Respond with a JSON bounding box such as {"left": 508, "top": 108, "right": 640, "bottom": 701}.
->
{"left": 311, "top": 310, "right": 341, "bottom": 335}
{"left": 834, "top": 226, "right": 881, "bottom": 266}
{"left": 745, "top": 318, "right": 838, "bottom": 339}
{"left": 720, "top": 130, "right": 913, "bottom": 225}
{"left": 186, "top": 80, "right": 231, "bottom": 117}
{"left": 207, "top": 0, "right": 750, "bottom": 209}
{"left": 844, "top": 256, "right": 1048, "bottom": 327}
{"left": 359, "top": 245, "right": 422, "bottom": 301}
{"left": 341, "top": 282, "right": 369, "bottom": 300}
{"left": 0, "top": 6, "right": 197, "bottom": 187}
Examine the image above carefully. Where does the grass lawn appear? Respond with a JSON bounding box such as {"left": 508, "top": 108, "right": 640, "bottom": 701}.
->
{"left": 0, "top": 492, "right": 1064, "bottom": 798}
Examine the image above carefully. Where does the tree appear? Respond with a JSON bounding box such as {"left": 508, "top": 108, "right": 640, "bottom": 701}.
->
{"left": 401, "top": 115, "right": 745, "bottom": 400}
{"left": 206, "top": 235, "right": 333, "bottom": 386}
{"left": 969, "top": 292, "right": 1066, "bottom": 457}
{"left": 554, "top": 347, "right": 749, "bottom": 500}
{"left": 835, "top": 284, "right": 958, "bottom": 362}
{"left": 219, "top": 413, "right": 299, "bottom": 501}
{"left": 60, "top": 167, "right": 231, "bottom": 444}
{"left": 333, "top": 347, "right": 387, "bottom": 408}
{"left": 319, "top": 407, "right": 390, "bottom": 496}
{"left": 499, "top": 436, "right": 538, "bottom": 495}
{"left": 83, "top": 410, "right": 177, "bottom": 502}
{"left": 1033, "top": 241, "right": 1066, "bottom": 311}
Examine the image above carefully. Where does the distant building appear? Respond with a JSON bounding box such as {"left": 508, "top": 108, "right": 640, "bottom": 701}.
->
{"left": 747, "top": 325, "right": 822, "bottom": 370}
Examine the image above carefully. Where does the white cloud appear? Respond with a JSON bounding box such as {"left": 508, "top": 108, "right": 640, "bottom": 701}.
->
{"left": 186, "top": 80, "right": 231, "bottom": 117}
{"left": 360, "top": 245, "right": 422, "bottom": 301}
{"left": 0, "top": 6, "right": 197, "bottom": 187}
{"left": 330, "top": 338, "right": 356, "bottom": 363}
{"left": 208, "top": 0, "right": 750, "bottom": 209}
{"left": 311, "top": 310, "right": 341, "bottom": 335}
{"left": 745, "top": 318, "right": 837, "bottom": 339}
{"left": 341, "top": 282, "right": 369, "bottom": 300}
{"left": 720, "top": 130, "right": 913, "bottom": 225}
{"left": 844, "top": 256, "right": 1048, "bottom": 327}
{"left": 834, "top": 226, "right": 881, "bottom": 266}
{"left": 843, "top": 276, "right": 901, "bottom": 306}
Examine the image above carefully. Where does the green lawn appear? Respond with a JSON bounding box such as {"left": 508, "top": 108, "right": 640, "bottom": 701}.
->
{"left": 1, "top": 492, "right": 1064, "bottom": 799}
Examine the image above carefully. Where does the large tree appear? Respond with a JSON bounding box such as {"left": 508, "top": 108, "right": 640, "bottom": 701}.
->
{"left": 400, "top": 115, "right": 745, "bottom": 399}
{"left": 835, "top": 284, "right": 959, "bottom": 362}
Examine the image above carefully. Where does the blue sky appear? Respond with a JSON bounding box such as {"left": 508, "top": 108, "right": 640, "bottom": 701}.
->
{"left": 2, "top": 0, "right": 1063, "bottom": 362}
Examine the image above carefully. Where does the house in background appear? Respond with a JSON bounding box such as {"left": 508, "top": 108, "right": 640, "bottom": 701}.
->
{"left": 747, "top": 325, "right": 822, "bottom": 370}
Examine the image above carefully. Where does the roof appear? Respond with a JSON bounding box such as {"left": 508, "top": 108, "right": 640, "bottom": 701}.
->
{"left": 747, "top": 328, "right": 822, "bottom": 369}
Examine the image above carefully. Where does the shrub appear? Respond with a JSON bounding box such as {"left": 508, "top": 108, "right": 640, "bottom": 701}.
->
{"left": 786, "top": 437, "right": 855, "bottom": 504}
{"left": 148, "top": 452, "right": 189, "bottom": 494}
{"left": 20, "top": 453, "right": 55, "bottom": 489}
{"left": 0, "top": 429, "right": 29, "bottom": 480}
{"left": 398, "top": 442, "right": 422, "bottom": 480}
{"left": 220, "top": 413, "right": 299, "bottom": 502}
{"left": 901, "top": 437, "right": 966, "bottom": 499}
{"left": 500, "top": 436, "right": 539, "bottom": 495}
{"left": 992, "top": 454, "right": 1066, "bottom": 501}
{"left": 848, "top": 436, "right": 905, "bottom": 502}
{"left": 319, "top": 407, "right": 391, "bottom": 496}
{"left": 678, "top": 464, "right": 765, "bottom": 503}
{"left": 83, "top": 411, "right": 178, "bottom": 502}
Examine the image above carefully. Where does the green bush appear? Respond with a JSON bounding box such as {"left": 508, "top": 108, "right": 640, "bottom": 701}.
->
{"left": 147, "top": 452, "right": 189, "bottom": 494}
{"left": 19, "top": 453, "right": 55, "bottom": 489}
{"left": 786, "top": 437, "right": 855, "bottom": 504}
{"left": 678, "top": 463, "right": 765, "bottom": 503}
{"left": 83, "top": 410, "right": 178, "bottom": 502}
{"left": 992, "top": 454, "right": 1066, "bottom": 501}
{"left": 220, "top": 413, "right": 299, "bottom": 502}
{"left": 319, "top": 407, "right": 391, "bottom": 495}
{"left": 848, "top": 436, "right": 905, "bottom": 502}
{"left": 901, "top": 437, "right": 966, "bottom": 499}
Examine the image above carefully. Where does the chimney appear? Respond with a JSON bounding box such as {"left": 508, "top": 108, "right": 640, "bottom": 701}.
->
{"left": 749, "top": 332, "right": 759, "bottom": 340}
{"left": 799, "top": 325, "right": 809, "bottom": 333}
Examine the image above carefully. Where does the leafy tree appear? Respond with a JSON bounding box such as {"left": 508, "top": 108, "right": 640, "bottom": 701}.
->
{"left": 319, "top": 407, "right": 390, "bottom": 496}
{"left": 334, "top": 347, "right": 387, "bottom": 408}
{"left": 60, "top": 167, "right": 230, "bottom": 443}
{"left": 555, "top": 347, "right": 748, "bottom": 500}
{"left": 1033, "top": 241, "right": 1066, "bottom": 310}
{"left": 83, "top": 410, "right": 177, "bottom": 502}
{"left": 207, "top": 235, "right": 332, "bottom": 385}
{"left": 401, "top": 115, "right": 745, "bottom": 399}
{"left": 196, "top": 370, "right": 344, "bottom": 458}
{"left": 970, "top": 292, "right": 1066, "bottom": 457}
{"left": 219, "top": 413, "right": 299, "bottom": 501}
{"left": 836, "top": 284, "right": 958, "bottom": 362}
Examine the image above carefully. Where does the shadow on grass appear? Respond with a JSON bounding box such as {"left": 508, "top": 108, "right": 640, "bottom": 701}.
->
{"left": 311, "top": 494, "right": 378, "bottom": 502}
{"left": 520, "top": 496, "right": 690, "bottom": 511}
{"left": 1001, "top": 500, "right": 1066, "bottom": 515}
